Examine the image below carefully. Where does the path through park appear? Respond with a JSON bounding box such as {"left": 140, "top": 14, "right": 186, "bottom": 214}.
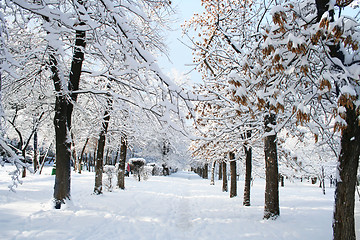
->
{"left": 0, "top": 167, "right": 359, "bottom": 240}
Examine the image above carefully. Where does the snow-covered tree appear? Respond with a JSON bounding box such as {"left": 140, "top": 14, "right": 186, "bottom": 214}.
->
{"left": 0, "top": 2, "right": 40, "bottom": 189}
{"left": 4, "top": 0, "right": 201, "bottom": 209}
{"left": 184, "top": 0, "right": 279, "bottom": 213}
{"left": 258, "top": 0, "right": 360, "bottom": 237}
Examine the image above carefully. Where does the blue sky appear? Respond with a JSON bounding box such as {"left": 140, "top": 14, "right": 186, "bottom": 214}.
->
{"left": 157, "top": 1, "right": 360, "bottom": 85}
{"left": 158, "top": 0, "right": 204, "bottom": 84}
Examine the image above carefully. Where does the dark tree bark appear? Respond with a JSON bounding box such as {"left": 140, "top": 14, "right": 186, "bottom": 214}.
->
{"left": 321, "top": 166, "right": 325, "bottom": 195}
{"left": 78, "top": 137, "right": 89, "bottom": 174}
{"left": 33, "top": 130, "right": 38, "bottom": 172}
{"left": 263, "top": 111, "right": 279, "bottom": 219}
{"left": 218, "top": 162, "right": 222, "bottom": 180}
{"left": 91, "top": 146, "right": 97, "bottom": 172}
{"left": 8, "top": 106, "right": 24, "bottom": 170}
{"left": 333, "top": 106, "right": 360, "bottom": 240}
{"left": 280, "top": 175, "right": 284, "bottom": 187}
{"left": 66, "top": 29, "right": 86, "bottom": 130}
{"left": 21, "top": 143, "right": 26, "bottom": 177}
{"left": 210, "top": 161, "right": 216, "bottom": 185}
{"left": 90, "top": 152, "right": 93, "bottom": 172}
{"left": 94, "top": 99, "right": 111, "bottom": 195}
{"left": 50, "top": 50, "right": 72, "bottom": 209}
{"left": 313, "top": 1, "right": 360, "bottom": 238}
{"left": 315, "top": 0, "right": 334, "bottom": 22}
{"left": 203, "top": 163, "right": 209, "bottom": 179}
{"left": 114, "top": 147, "right": 120, "bottom": 165}
{"left": 243, "top": 144, "right": 252, "bottom": 206}
{"left": 229, "top": 152, "right": 237, "bottom": 198}
{"left": 222, "top": 161, "right": 228, "bottom": 192}
{"left": 51, "top": 9, "right": 86, "bottom": 208}
{"left": 117, "top": 135, "right": 127, "bottom": 190}
{"left": 105, "top": 148, "right": 110, "bottom": 165}
{"left": 71, "top": 132, "right": 77, "bottom": 173}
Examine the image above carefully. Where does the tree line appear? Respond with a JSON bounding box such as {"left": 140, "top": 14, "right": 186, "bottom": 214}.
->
{"left": 0, "top": 0, "right": 359, "bottom": 240}
{"left": 185, "top": 1, "right": 360, "bottom": 240}
{"left": 0, "top": 0, "right": 194, "bottom": 208}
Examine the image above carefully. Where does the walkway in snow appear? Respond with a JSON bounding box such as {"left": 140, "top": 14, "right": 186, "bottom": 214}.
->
{"left": 0, "top": 167, "right": 359, "bottom": 239}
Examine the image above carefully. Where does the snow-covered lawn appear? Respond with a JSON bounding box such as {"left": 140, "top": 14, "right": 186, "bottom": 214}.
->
{"left": 0, "top": 166, "right": 359, "bottom": 240}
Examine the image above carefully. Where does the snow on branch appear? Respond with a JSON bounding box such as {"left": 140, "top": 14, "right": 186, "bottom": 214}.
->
{"left": 0, "top": 138, "right": 31, "bottom": 192}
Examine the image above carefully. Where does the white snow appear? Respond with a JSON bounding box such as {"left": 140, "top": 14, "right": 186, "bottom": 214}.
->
{"left": 340, "top": 85, "right": 357, "bottom": 96}
{"left": 0, "top": 165, "right": 359, "bottom": 240}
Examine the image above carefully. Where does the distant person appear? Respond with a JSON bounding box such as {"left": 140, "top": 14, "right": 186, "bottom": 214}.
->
{"left": 125, "top": 163, "right": 130, "bottom": 177}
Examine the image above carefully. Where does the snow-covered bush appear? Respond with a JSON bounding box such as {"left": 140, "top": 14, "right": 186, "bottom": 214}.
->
{"left": 103, "top": 165, "right": 116, "bottom": 192}
{"left": 129, "top": 158, "right": 155, "bottom": 181}
{"left": 146, "top": 162, "right": 162, "bottom": 176}
{"left": 142, "top": 165, "right": 153, "bottom": 181}
{"left": 129, "top": 158, "right": 146, "bottom": 181}
{"left": 129, "top": 158, "right": 146, "bottom": 165}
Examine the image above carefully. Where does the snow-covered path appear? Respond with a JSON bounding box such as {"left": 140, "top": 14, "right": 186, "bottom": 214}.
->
{"left": 0, "top": 168, "right": 359, "bottom": 240}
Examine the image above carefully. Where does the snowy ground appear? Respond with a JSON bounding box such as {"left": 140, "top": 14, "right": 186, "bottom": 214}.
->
{"left": 0, "top": 165, "right": 359, "bottom": 240}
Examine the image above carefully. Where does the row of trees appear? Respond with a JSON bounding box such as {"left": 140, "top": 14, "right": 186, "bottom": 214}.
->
{"left": 186, "top": 0, "right": 360, "bottom": 239}
{"left": 0, "top": 0, "right": 196, "bottom": 209}
{"left": 1, "top": 0, "right": 359, "bottom": 239}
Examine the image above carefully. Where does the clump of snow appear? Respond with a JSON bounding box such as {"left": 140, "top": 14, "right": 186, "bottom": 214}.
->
{"left": 340, "top": 85, "right": 356, "bottom": 96}
{"left": 270, "top": 6, "right": 287, "bottom": 15}
{"left": 335, "top": 115, "right": 347, "bottom": 127}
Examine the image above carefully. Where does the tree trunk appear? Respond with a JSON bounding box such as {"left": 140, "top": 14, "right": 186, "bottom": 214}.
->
{"left": 264, "top": 111, "right": 279, "bottom": 219}
{"left": 218, "top": 162, "right": 222, "bottom": 180}
{"left": 117, "top": 135, "right": 127, "bottom": 190}
{"left": 66, "top": 27, "right": 86, "bottom": 129}
{"left": 94, "top": 100, "right": 111, "bottom": 195}
{"left": 87, "top": 152, "right": 90, "bottom": 171}
{"left": 78, "top": 137, "right": 89, "bottom": 174}
{"left": 71, "top": 132, "right": 77, "bottom": 173}
{"left": 312, "top": 1, "right": 360, "bottom": 238}
{"left": 51, "top": 12, "right": 86, "bottom": 208}
{"left": 33, "top": 130, "right": 38, "bottom": 172}
{"left": 243, "top": 144, "right": 252, "bottom": 206}
{"left": 229, "top": 152, "right": 237, "bottom": 198}
{"left": 210, "top": 161, "right": 216, "bottom": 185}
{"left": 114, "top": 147, "right": 120, "bottom": 165}
{"left": 93, "top": 147, "right": 96, "bottom": 172}
{"left": 321, "top": 166, "right": 325, "bottom": 195}
{"left": 50, "top": 49, "right": 72, "bottom": 209}
{"left": 39, "top": 142, "right": 52, "bottom": 175}
{"left": 222, "top": 161, "right": 228, "bottom": 192}
{"left": 280, "top": 175, "right": 284, "bottom": 187}
{"left": 53, "top": 102, "right": 71, "bottom": 207}
{"left": 333, "top": 106, "right": 360, "bottom": 240}
{"left": 52, "top": 100, "right": 70, "bottom": 207}
{"left": 203, "top": 163, "right": 208, "bottom": 179}
{"left": 22, "top": 166, "right": 26, "bottom": 178}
